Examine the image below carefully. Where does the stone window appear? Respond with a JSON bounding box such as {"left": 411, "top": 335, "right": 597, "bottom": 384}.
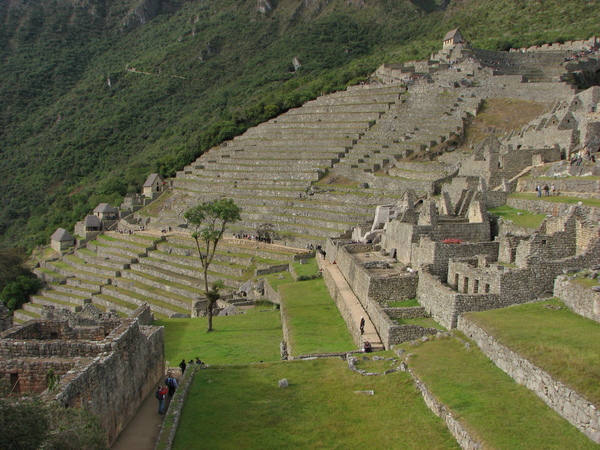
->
{"left": 454, "top": 273, "right": 459, "bottom": 288}
{"left": 484, "top": 283, "right": 490, "bottom": 293}
{"left": 474, "top": 280, "right": 479, "bottom": 294}
{"left": 10, "top": 373, "right": 20, "bottom": 393}
{"left": 463, "top": 277, "right": 469, "bottom": 293}
{"left": 541, "top": 239, "right": 547, "bottom": 244}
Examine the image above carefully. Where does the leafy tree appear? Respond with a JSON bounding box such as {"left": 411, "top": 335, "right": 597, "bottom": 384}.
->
{"left": 1, "top": 275, "right": 42, "bottom": 311}
{"left": 0, "top": 248, "right": 30, "bottom": 293}
{"left": 0, "top": 396, "right": 49, "bottom": 450}
{"left": 184, "top": 198, "right": 241, "bottom": 331}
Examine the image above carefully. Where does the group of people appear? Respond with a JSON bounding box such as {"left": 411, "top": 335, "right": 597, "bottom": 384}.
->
{"left": 156, "top": 358, "right": 205, "bottom": 414}
{"left": 535, "top": 184, "right": 556, "bottom": 197}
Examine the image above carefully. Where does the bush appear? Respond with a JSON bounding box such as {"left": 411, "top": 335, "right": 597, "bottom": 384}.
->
{"left": 1, "top": 275, "right": 42, "bottom": 311}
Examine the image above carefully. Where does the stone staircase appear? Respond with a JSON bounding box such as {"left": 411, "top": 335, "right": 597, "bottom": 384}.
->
{"left": 17, "top": 232, "right": 305, "bottom": 324}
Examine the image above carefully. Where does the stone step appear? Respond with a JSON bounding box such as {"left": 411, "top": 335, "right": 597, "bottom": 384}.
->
{"left": 95, "top": 234, "right": 157, "bottom": 252}
{"left": 91, "top": 292, "right": 139, "bottom": 316}
{"left": 30, "top": 294, "right": 82, "bottom": 312}
{"left": 49, "top": 282, "right": 99, "bottom": 297}
{"left": 270, "top": 111, "right": 381, "bottom": 123}
{"left": 62, "top": 254, "right": 121, "bottom": 278}
{"left": 41, "top": 288, "right": 90, "bottom": 304}
{"left": 75, "top": 248, "right": 130, "bottom": 270}
{"left": 13, "top": 309, "right": 40, "bottom": 322}
{"left": 90, "top": 241, "right": 147, "bottom": 259}
{"left": 100, "top": 284, "right": 190, "bottom": 317}
{"left": 65, "top": 277, "right": 106, "bottom": 291}
{"left": 22, "top": 302, "right": 44, "bottom": 314}
{"left": 45, "top": 260, "right": 111, "bottom": 284}
{"left": 287, "top": 103, "right": 391, "bottom": 114}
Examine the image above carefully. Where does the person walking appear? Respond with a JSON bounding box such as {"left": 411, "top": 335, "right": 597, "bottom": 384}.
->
{"left": 359, "top": 317, "right": 365, "bottom": 335}
{"left": 156, "top": 385, "right": 168, "bottom": 414}
{"left": 165, "top": 374, "right": 178, "bottom": 398}
{"left": 179, "top": 359, "right": 187, "bottom": 376}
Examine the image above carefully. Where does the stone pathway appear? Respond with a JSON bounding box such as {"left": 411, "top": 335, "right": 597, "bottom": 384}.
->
{"left": 317, "top": 257, "right": 383, "bottom": 350}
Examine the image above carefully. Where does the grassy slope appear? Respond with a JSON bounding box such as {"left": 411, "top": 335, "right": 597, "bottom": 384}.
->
{"left": 174, "top": 358, "right": 459, "bottom": 449}
{"left": 406, "top": 335, "right": 597, "bottom": 449}
{"left": 464, "top": 299, "right": 600, "bottom": 406}
{"left": 1, "top": 0, "right": 600, "bottom": 249}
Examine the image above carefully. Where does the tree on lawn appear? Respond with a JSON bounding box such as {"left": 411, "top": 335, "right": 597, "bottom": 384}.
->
{"left": 184, "top": 198, "right": 242, "bottom": 331}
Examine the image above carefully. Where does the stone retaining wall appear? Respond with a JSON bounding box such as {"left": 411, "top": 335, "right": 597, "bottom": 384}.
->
{"left": 554, "top": 275, "right": 600, "bottom": 323}
{"left": 401, "top": 359, "right": 481, "bottom": 449}
{"left": 458, "top": 315, "right": 600, "bottom": 443}
{"left": 383, "top": 306, "right": 428, "bottom": 319}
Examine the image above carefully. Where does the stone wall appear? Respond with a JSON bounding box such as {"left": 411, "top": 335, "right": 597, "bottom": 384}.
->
{"left": 0, "top": 303, "right": 12, "bottom": 333}
{"left": 383, "top": 306, "right": 427, "bottom": 319}
{"left": 458, "top": 315, "right": 600, "bottom": 444}
{"left": 554, "top": 275, "right": 600, "bottom": 323}
{"left": 0, "top": 305, "right": 164, "bottom": 446}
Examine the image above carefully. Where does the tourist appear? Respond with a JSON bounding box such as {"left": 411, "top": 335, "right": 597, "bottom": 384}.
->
{"left": 195, "top": 357, "right": 203, "bottom": 365}
{"left": 156, "top": 385, "right": 168, "bottom": 414}
{"left": 543, "top": 185, "right": 550, "bottom": 196}
{"left": 536, "top": 185, "right": 542, "bottom": 197}
{"left": 363, "top": 341, "right": 372, "bottom": 353}
{"left": 179, "top": 359, "right": 187, "bottom": 375}
{"left": 165, "top": 374, "right": 178, "bottom": 398}
{"left": 359, "top": 317, "right": 365, "bottom": 335}
{"left": 551, "top": 185, "right": 556, "bottom": 196}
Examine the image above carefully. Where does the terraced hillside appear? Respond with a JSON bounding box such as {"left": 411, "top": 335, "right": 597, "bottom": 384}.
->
{"left": 17, "top": 232, "right": 306, "bottom": 324}
{"left": 141, "top": 82, "right": 481, "bottom": 246}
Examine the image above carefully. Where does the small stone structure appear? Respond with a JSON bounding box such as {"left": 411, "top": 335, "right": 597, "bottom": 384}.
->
{"left": 554, "top": 271, "right": 600, "bottom": 323}
{"left": 50, "top": 227, "right": 75, "bottom": 253}
{"left": 442, "top": 28, "right": 464, "bottom": 49}
{"left": 94, "top": 203, "right": 119, "bottom": 221}
{"left": 143, "top": 173, "right": 165, "bottom": 198}
{"left": 0, "top": 303, "right": 164, "bottom": 446}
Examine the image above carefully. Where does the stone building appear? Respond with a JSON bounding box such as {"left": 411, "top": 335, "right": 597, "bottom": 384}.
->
{"left": 418, "top": 206, "right": 600, "bottom": 328}
{"left": 74, "top": 214, "right": 102, "bottom": 241}
{"left": 143, "top": 173, "right": 165, "bottom": 198}
{"left": 0, "top": 304, "right": 164, "bottom": 446}
{"left": 93, "top": 203, "right": 119, "bottom": 221}
{"left": 50, "top": 228, "right": 75, "bottom": 253}
{"left": 443, "top": 28, "right": 464, "bottom": 49}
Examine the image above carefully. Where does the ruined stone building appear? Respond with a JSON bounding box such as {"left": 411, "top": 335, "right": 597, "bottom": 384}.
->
{"left": 0, "top": 304, "right": 164, "bottom": 446}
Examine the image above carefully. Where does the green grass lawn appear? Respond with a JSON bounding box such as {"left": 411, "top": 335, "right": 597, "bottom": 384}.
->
{"left": 386, "top": 298, "right": 420, "bottom": 308}
{"left": 173, "top": 358, "right": 459, "bottom": 450}
{"left": 464, "top": 299, "right": 600, "bottom": 406}
{"left": 279, "top": 278, "right": 355, "bottom": 355}
{"left": 488, "top": 205, "right": 545, "bottom": 229}
{"left": 156, "top": 307, "right": 282, "bottom": 365}
{"left": 509, "top": 193, "right": 600, "bottom": 208}
{"left": 406, "top": 335, "right": 597, "bottom": 449}
{"left": 291, "top": 258, "right": 320, "bottom": 278}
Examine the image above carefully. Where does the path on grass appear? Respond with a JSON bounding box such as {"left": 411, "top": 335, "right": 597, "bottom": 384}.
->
{"left": 317, "top": 257, "right": 383, "bottom": 349}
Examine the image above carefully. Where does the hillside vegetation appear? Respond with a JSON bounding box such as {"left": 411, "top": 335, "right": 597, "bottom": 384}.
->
{"left": 1, "top": 0, "right": 599, "bottom": 249}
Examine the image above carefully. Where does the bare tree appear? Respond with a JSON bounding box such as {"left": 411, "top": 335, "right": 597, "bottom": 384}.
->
{"left": 184, "top": 198, "right": 241, "bottom": 331}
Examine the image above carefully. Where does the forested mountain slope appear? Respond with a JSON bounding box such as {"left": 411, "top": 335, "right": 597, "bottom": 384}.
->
{"left": 0, "top": 0, "right": 598, "bottom": 249}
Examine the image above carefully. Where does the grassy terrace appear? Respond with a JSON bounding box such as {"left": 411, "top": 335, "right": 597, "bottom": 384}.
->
{"left": 406, "top": 334, "right": 596, "bottom": 449}
{"left": 509, "top": 193, "right": 600, "bottom": 208}
{"left": 173, "top": 359, "right": 458, "bottom": 450}
{"left": 279, "top": 278, "right": 355, "bottom": 355}
{"left": 157, "top": 307, "right": 283, "bottom": 365}
{"left": 463, "top": 299, "right": 600, "bottom": 406}
{"left": 487, "top": 204, "right": 546, "bottom": 229}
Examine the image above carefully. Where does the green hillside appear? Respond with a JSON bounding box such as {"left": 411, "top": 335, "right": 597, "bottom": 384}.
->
{"left": 0, "top": 0, "right": 598, "bottom": 249}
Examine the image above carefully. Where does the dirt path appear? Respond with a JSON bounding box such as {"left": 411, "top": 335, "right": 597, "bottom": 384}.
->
{"left": 111, "top": 386, "right": 170, "bottom": 450}
{"left": 112, "top": 369, "right": 182, "bottom": 449}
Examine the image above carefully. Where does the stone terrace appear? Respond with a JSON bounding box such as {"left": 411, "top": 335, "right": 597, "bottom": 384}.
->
{"left": 21, "top": 232, "right": 305, "bottom": 323}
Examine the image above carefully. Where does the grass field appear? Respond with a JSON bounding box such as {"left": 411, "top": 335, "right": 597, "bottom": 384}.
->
{"left": 173, "top": 358, "right": 459, "bottom": 450}
{"left": 487, "top": 205, "right": 546, "bottom": 229}
{"left": 406, "top": 335, "right": 597, "bottom": 449}
{"left": 463, "top": 299, "right": 600, "bottom": 406}
{"left": 279, "top": 278, "right": 355, "bottom": 355}
{"left": 156, "top": 307, "right": 282, "bottom": 365}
